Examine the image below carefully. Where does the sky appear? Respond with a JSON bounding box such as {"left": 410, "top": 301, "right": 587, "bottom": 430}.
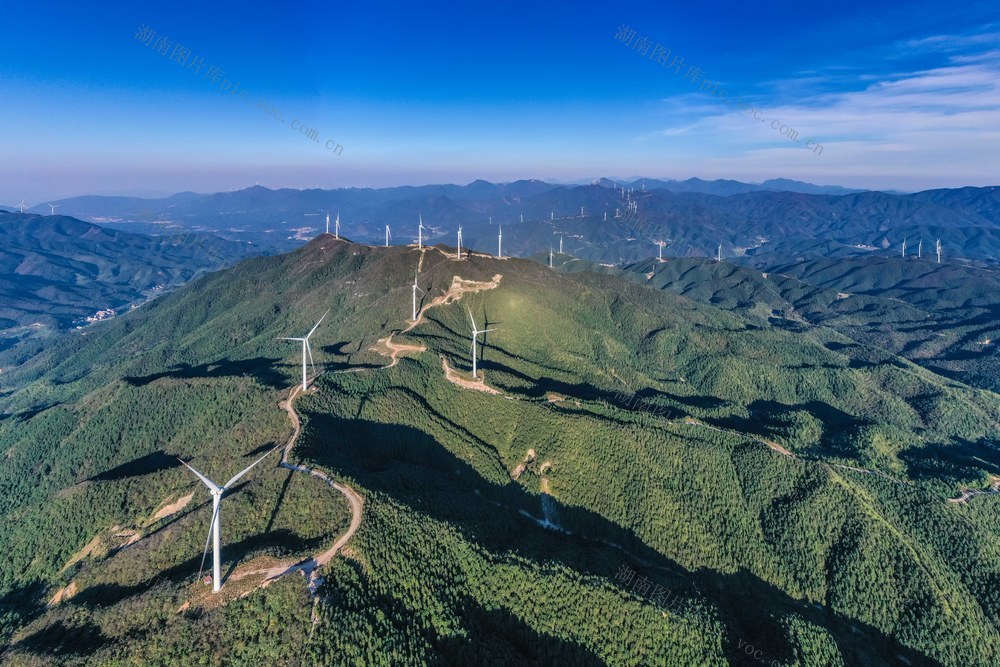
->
{"left": 1, "top": 0, "right": 998, "bottom": 202}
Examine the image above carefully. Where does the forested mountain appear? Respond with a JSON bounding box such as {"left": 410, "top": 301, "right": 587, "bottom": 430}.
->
{"left": 0, "top": 236, "right": 996, "bottom": 665}
{"left": 38, "top": 182, "right": 1000, "bottom": 267}
{"left": 0, "top": 211, "right": 258, "bottom": 351}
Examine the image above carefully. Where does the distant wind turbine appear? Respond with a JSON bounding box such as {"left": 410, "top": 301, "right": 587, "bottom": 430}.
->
{"left": 550, "top": 211, "right": 554, "bottom": 221}
{"left": 655, "top": 240, "right": 667, "bottom": 262}
{"left": 497, "top": 222, "right": 503, "bottom": 259}
{"left": 549, "top": 246, "right": 554, "bottom": 268}
{"left": 559, "top": 234, "right": 564, "bottom": 254}
{"left": 385, "top": 225, "right": 391, "bottom": 247}
{"left": 411, "top": 270, "right": 423, "bottom": 321}
{"left": 902, "top": 238, "right": 906, "bottom": 258}
{"left": 936, "top": 239, "right": 942, "bottom": 264}
{"left": 281, "top": 311, "right": 329, "bottom": 391}
{"left": 17, "top": 200, "right": 26, "bottom": 213}
{"left": 47, "top": 203, "right": 58, "bottom": 215}
{"left": 179, "top": 446, "right": 280, "bottom": 593}
{"left": 456, "top": 225, "right": 463, "bottom": 259}
{"left": 418, "top": 214, "right": 426, "bottom": 249}
{"left": 604, "top": 211, "right": 607, "bottom": 221}
{"left": 520, "top": 213, "right": 523, "bottom": 223}
{"left": 466, "top": 306, "right": 495, "bottom": 379}
{"left": 918, "top": 239, "right": 922, "bottom": 259}
{"left": 580, "top": 206, "right": 584, "bottom": 216}
{"left": 717, "top": 243, "right": 722, "bottom": 262}
{"left": 335, "top": 212, "right": 340, "bottom": 239}
{"left": 325, "top": 213, "right": 330, "bottom": 235}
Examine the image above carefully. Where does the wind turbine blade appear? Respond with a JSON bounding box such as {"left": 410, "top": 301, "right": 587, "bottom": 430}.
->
{"left": 178, "top": 458, "right": 221, "bottom": 493}
{"left": 481, "top": 328, "right": 496, "bottom": 334}
{"left": 306, "top": 340, "right": 316, "bottom": 372}
{"left": 223, "top": 445, "right": 280, "bottom": 490}
{"left": 466, "top": 306, "right": 478, "bottom": 332}
{"left": 306, "top": 310, "right": 330, "bottom": 339}
{"left": 280, "top": 337, "right": 305, "bottom": 342}
{"left": 197, "top": 501, "right": 221, "bottom": 581}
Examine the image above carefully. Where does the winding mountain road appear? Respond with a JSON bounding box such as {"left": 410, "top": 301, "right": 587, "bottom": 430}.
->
{"left": 231, "top": 381, "right": 363, "bottom": 589}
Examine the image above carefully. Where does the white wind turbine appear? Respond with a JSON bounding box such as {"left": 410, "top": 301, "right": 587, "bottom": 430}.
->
{"left": 17, "top": 200, "right": 26, "bottom": 213}
{"left": 520, "top": 213, "right": 523, "bottom": 223}
{"left": 335, "top": 212, "right": 340, "bottom": 239}
{"left": 902, "top": 238, "right": 906, "bottom": 258}
{"left": 549, "top": 246, "right": 554, "bottom": 268}
{"left": 418, "top": 214, "right": 426, "bottom": 249}
{"left": 411, "top": 269, "right": 423, "bottom": 321}
{"left": 325, "top": 213, "right": 330, "bottom": 235}
{"left": 918, "top": 238, "right": 923, "bottom": 259}
{"left": 936, "top": 239, "right": 942, "bottom": 264}
{"left": 559, "top": 234, "right": 564, "bottom": 254}
{"left": 655, "top": 240, "right": 667, "bottom": 262}
{"left": 466, "top": 306, "right": 495, "bottom": 379}
{"left": 550, "top": 211, "right": 554, "bottom": 221}
{"left": 47, "top": 203, "right": 59, "bottom": 215}
{"left": 178, "top": 446, "right": 280, "bottom": 593}
{"left": 717, "top": 243, "right": 722, "bottom": 262}
{"left": 281, "top": 310, "right": 329, "bottom": 391}
{"left": 456, "top": 225, "right": 463, "bottom": 259}
{"left": 385, "top": 225, "right": 391, "bottom": 247}
{"left": 498, "top": 222, "right": 503, "bottom": 259}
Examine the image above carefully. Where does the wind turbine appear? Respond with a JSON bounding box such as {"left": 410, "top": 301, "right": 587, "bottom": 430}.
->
{"left": 918, "top": 239, "right": 923, "bottom": 259}
{"left": 411, "top": 270, "right": 423, "bottom": 321}
{"left": 520, "top": 213, "right": 523, "bottom": 223}
{"left": 326, "top": 213, "right": 330, "bottom": 235}
{"left": 418, "top": 214, "right": 426, "bottom": 249}
{"left": 549, "top": 246, "right": 554, "bottom": 268}
{"left": 902, "top": 238, "right": 906, "bottom": 258}
{"left": 655, "top": 240, "right": 667, "bottom": 262}
{"left": 497, "top": 222, "right": 503, "bottom": 259}
{"left": 47, "top": 203, "right": 59, "bottom": 215}
{"left": 559, "top": 234, "right": 564, "bottom": 254}
{"left": 550, "top": 212, "right": 554, "bottom": 221}
{"left": 456, "top": 225, "right": 463, "bottom": 259}
{"left": 385, "top": 225, "right": 391, "bottom": 247}
{"left": 466, "top": 306, "right": 495, "bottom": 379}
{"left": 717, "top": 243, "right": 722, "bottom": 262}
{"left": 17, "top": 200, "right": 26, "bottom": 213}
{"left": 335, "top": 212, "right": 340, "bottom": 239}
{"left": 936, "top": 239, "right": 942, "bottom": 264}
{"left": 604, "top": 211, "right": 607, "bottom": 221}
{"left": 580, "top": 206, "right": 584, "bottom": 216}
{"left": 281, "top": 311, "right": 329, "bottom": 391}
{"left": 178, "top": 446, "right": 280, "bottom": 593}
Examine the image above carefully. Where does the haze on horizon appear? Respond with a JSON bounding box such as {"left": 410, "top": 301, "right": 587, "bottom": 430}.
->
{"left": 2, "top": 0, "right": 998, "bottom": 202}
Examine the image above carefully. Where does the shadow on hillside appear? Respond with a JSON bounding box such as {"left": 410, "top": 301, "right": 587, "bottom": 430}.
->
{"left": 88, "top": 450, "right": 180, "bottom": 482}
{"left": 72, "top": 528, "right": 324, "bottom": 609}
{"left": 297, "top": 409, "right": 944, "bottom": 666}
{"left": 710, "top": 399, "right": 866, "bottom": 458}
{"left": 123, "top": 356, "right": 287, "bottom": 389}
{"left": 11, "top": 619, "right": 110, "bottom": 658}
{"left": 901, "top": 436, "right": 1000, "bottom": 482}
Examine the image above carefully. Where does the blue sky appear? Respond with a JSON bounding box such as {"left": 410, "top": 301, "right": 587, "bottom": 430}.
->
{"left": 1, "top": 0, "right": 998, "bottom": 202}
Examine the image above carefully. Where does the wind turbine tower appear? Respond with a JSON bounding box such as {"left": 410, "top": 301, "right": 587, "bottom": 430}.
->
{"left": 281, "top": 311, "right": 329, "bottom": 391}
{"left": 936, "top": 239, "right": 942, "bottom": 264}
{"left": 656, "top": 240, "right": 666, "bottom": 262}
{"left": 411, "top": 270, "right": 423, "bottom": 321}
{"left": 17, "top": 201, "right": 26, "bottom": 213}
{"left": 47, "top": 203, "right": 58, "bottom": 215}
{"left": 559, "top": 234, "right": 564, "bottom": 254}
{"left": 335, "top": 212, "right": 340, "bottom": 239}
{"left": 717, "top": 243, "right": 722, "bottom": 262}
{"left": 902, "top": 238, "right": 906, "bottom": 258}
{"left": 457, "top": 225, "right": 463, "bottom": 259}
{"left": 550, "top": 211, "right": 554, "bottom": 221}
{"left": 498, "top": 222, "right": 503, "bottom": 259}
{"left": 466, "top": 306, "right": 495, "bottom": 379}
{"left": 918, "top": 239, "right": 923, "bottom": 258}
{"left": 549, "top": 246, "right": 554, "bottom": 268}
{"left": 179, "top": 446, "right": 279, "bottom": 593}
{"left": 385, "top": 225, "right": 391, "bottom": 247}
{"left": 418, "top": 214, "right": 425, "bottom": 249}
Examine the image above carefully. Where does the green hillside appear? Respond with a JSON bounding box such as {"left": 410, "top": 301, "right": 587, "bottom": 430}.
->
{"left": 0, "top": 237, "right": 997, "bottom": 665}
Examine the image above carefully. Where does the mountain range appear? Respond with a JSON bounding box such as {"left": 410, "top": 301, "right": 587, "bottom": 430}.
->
{"left": 0, "top": 234, "right": 997, "bottom": 665}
